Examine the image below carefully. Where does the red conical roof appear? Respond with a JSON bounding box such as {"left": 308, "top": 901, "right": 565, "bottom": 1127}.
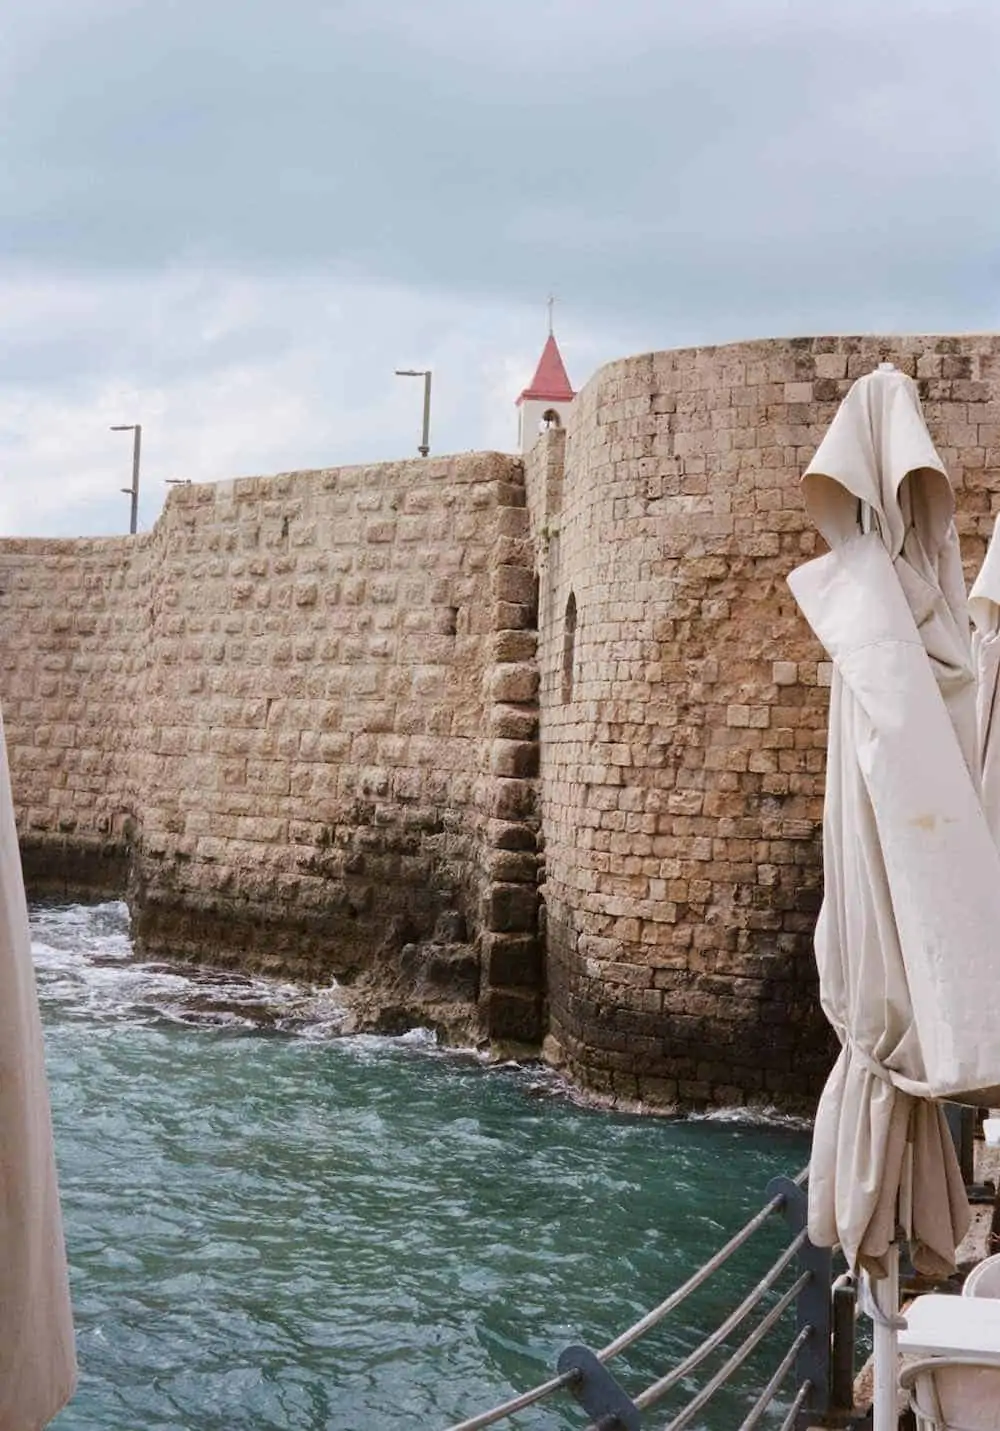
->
{"left": 517, "top": 333, "right": 575, "bottom": 405}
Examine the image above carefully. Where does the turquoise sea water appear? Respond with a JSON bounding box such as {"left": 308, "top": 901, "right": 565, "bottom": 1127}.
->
{"left": 34, "top": 901, "right": 812, "bottom": 1431}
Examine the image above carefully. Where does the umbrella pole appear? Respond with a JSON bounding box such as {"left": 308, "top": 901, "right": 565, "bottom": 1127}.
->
{"left": 872, "top": 1244, "right": 900, "bottom": 1431}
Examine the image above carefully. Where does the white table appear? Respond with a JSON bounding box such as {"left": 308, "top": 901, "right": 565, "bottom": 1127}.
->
{"left": 898, "top": 1294, "right": 1000, "bottom": 1360}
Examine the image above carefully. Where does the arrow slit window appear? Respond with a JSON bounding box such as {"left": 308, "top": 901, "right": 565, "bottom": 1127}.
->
{"left": 562, "top": 592, "right": 577, "bottom": 703}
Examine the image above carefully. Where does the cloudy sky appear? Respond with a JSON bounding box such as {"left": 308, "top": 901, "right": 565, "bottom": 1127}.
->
{"left": 2, "top": 0, "right": 997, "bottom": 535}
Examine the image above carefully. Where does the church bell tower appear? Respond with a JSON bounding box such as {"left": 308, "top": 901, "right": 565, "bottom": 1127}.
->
{"left": 516, "top": 302, "right": 575, "bottom": 452}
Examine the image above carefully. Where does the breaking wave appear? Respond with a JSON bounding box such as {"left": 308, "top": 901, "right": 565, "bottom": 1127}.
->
{"left": 31, "top": 899, "right": 350, "bottom": 1038}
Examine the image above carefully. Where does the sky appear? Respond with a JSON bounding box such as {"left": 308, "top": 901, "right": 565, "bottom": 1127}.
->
{"left": 2, "top": 0, "right": 998, "bottom": 536}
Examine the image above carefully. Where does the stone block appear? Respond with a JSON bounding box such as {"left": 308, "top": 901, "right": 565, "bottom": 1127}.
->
{"left": 496, "top": 507, "right": 530, "bottom": 538}
{"left": 491, "top": 565, "right": 537, "bottom": 606}
{"left": 495, "top": 481, "right": 526, "bottom": 509}
{"left": 486, "top": 819, "right": 536, "bottom": 852}
{"left": 482, "top": 988, "right": 544, "bottom": 1043}
{"left": 485, "top": 849, "right": 537, "bottom": 884}
{"left": 492, "top": 600, "right": 535, "bottom": 631}
{"left": 784, "top": 381, "right": 814, "bottom": 403}
{"left": 479, "top": 778, "right": 536, "bottom": 822}
{"left": 814, "top": 354, "right": 847, "bottom": 380}
{"left": 484, "top": 882, "right": 538, "bottom": 934}
{"left": 489, "top": 705, "right": 539, "bottom": 740}
{"left": 482, "top": 933, "right": 543, "bottom": 989}
{"left": 490, "top": 664, "right": 539, "bottom": 704}
{"left": 491, "top": 630, "right": 537, "bottom": 663}
{"left": 489, "top": 739, "right": 539, "bottom": 778}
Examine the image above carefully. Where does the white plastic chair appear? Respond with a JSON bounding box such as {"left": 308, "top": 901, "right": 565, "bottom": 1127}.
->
{"left": 964, "top": 1254, "right": 1000, "bottom": 1298}
{"left": 900, "top": 1356, "right": 1000, "bottom": 1430}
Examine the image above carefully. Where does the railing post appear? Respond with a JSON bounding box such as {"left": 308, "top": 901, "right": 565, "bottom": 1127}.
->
{"left": 830, "top": 1280, "right": 857, "bottom": 1414}
{"left": 555, "top": 1347, "right": 640, "bottom": 1431}
{"left": 944, "top": 1103, "right": 976, "bottom": 1186}
{"left": 767, "top": 1176, "right": 832, "bottom": 1427}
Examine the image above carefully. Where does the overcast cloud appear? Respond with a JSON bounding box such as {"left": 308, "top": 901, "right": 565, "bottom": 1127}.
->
{"left": 2, "top": 0, "right": 998, "bottom": 535}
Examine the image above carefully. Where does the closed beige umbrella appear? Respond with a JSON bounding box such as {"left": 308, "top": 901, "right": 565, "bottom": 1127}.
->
{"left": 788, "top": 365, "right": 1000, "bottom": 1430}
{"left": 0, "top": 708, "right": 76, "bottom": 1428}
{"left": 969, "top": 513, "right": 1000, "bottom": 845}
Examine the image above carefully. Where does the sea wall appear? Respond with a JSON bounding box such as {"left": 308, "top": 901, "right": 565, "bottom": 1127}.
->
{"left": 0, "top": 533, "right": 144, "bottom": 891}
{"left": 0, "top": 455, "right": 543, "bottom": 1043}
{"left": 527, "top": 333, "right": 1000, "bottom": 1111}
{"left": 4, "top": 333, "right": 1000, "bottom": 1111}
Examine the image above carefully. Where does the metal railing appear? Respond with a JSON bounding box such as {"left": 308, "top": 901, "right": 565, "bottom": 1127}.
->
{"left": 444, "top": 1168, "right": 861, "bottom": 1431}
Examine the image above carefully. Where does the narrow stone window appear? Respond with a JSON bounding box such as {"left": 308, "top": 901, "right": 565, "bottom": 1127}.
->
{"left": 541, "top": 408, "right": 562, "bottom": 431}
{"left": 562, "top": 591, "right": 577, "bottom": 703}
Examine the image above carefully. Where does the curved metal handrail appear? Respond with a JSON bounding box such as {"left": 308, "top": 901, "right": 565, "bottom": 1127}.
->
{"left": 631, "top": 1229, "right": 808, "bottom": 1412}
{"left": 655, "top": 1270, "right": 810, "bottom": 1431}
{"left": 445, "top": 1370, "right": 578, "bottom": 1431}
{"left": 443, "top": 1164, "right": 819, "bottom": 1431}
{"left": 776, "top": 1379, "right": 812, "bottom": 1431}
{"left": 598, "top": 1177, "right": 802, "bottom": 1362}
{"left": 736, "top": 1326, "right": 812, "bottom": 1431}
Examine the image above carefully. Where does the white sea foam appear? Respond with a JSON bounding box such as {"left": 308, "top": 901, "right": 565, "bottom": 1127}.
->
{"left": 28, "top": 902, "right": 813, "bottom": 1130}
{"left": 30, "top": 900, "right": 350, "bottom": 1037}
{"left": 690, "top": 1104, "right": 813, "bottom": 1132}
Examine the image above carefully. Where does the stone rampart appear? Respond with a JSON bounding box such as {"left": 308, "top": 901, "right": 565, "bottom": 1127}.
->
{"left": 4, "top": 334, "right": 1000, "bottom": 1110}
{"left": 0, "top": 455, "right": 543, "bottom": 1043}
{"left": 528, "top": 334, "right": 1000, "bottom": 1112}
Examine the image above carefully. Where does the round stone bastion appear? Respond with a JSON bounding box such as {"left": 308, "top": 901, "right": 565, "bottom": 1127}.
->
{"left": 527, "top": 333, "right": 1000, "bottom": 1112}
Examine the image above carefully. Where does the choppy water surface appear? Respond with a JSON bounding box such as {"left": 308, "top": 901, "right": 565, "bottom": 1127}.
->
{"left": 36, "top": 900, "right": 811, "bottom": 1431}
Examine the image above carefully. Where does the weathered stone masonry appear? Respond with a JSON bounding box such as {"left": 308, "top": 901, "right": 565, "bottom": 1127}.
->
{"left": 523, "top": 334, "right": 1000, "bottom": 1112}
{"left": 3, "top": 334, "right": 999, "bottom": 1111}
{"left": 0, "top": 454, "right": 543, "bottom": 1045}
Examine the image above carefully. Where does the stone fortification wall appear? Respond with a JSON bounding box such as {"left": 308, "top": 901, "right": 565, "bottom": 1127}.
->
{"left": 529, "top": 334, "right": 1000, "bottom": 1112}
{"left": 0, "top": 533, "right": 142, "bottom": 887}
{"left": 5, "top": 334, "right": 1000, "bottom": 1111}
{"left": 0, "top": 455, "right": 543, "bottom": 1043}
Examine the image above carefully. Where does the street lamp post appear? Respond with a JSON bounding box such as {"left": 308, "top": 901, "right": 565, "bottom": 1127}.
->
{"left": 394, "top": 369, "right": 432, "bottom": 457}
{"left": 110, "top": 423, "right": 142, "bottom": 534}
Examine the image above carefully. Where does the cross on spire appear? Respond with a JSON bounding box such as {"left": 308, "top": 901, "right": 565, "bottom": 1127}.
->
{"left": 547, "top": 294, "right": 555, "bottom": 335}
